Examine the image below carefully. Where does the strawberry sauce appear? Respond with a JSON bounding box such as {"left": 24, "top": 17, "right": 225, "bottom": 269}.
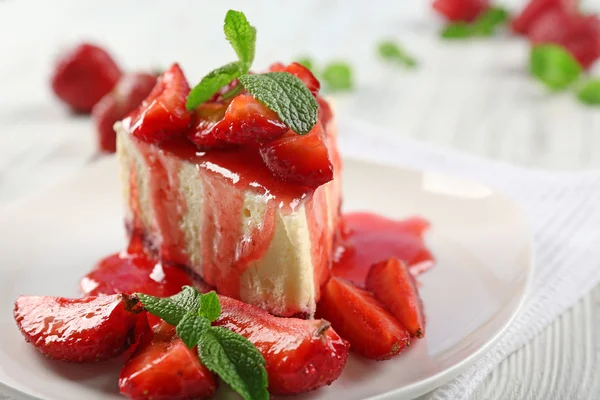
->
{"left": 332, "top": 213, "right": 434, "bottom": 287}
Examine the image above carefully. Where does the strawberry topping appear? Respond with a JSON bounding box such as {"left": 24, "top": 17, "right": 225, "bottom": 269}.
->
{"left": 126, "top": 64, "right": 192, "bottom": 143}
{"left": 366, "top": 258, "right": 426, "bottom": 338}
{"left": 13, "top": 294, "right": 147, "bottom": 363}
{"left": 119, "top": 323, "right": 217, "bottom": 400}
{"left": 316, "top": 277, "right": 411, "bottom": 360}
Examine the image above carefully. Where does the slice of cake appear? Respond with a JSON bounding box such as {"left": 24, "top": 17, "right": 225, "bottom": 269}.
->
{"left": 116, "top": 63, "right": 341, "bottom": 317}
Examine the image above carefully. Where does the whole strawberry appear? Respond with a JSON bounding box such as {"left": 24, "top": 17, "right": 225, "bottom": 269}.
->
{"left": 51, "top": 43, "right": 122, "bottom": 113}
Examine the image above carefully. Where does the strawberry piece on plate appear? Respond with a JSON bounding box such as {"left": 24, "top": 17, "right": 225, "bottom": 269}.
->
{"left": 188, "top": 94, "right": 288, "bottom": 147}
{"left": 528, "top": 11, "right": 600, "bottom": 69}
{"left": 92, "top": 72, "right": 157, "bottom": 153}
{"left": 216, "top": 295, "right": 350, "bottom": 395}
{"left": 51, "top": 43, "right": 122, "bottom": 113}
{"left": 316, "top": 277, "right": 410, "bottom": 360}
{"left": 512, "top": 0, "right": 578, "bottom": 35}
{"left": 259, "top": 122, "right": 334, "bottom": 188}
{"left": 432, "top": 0, "right": 490, "bottom": 22}
{"left": 126, "top": 64, "right": 192, "bottom": 144}
{"left": 366, "top": 258, "right": 426, "bottom": 338}
{"left": 119, "top": 323, "right": 217, "bottom": 400}
{"left": 270, "top": 62, "right": 321, "bottom": 96}
{"left": 14, "top": 294, "right": 147, "bottom": 363}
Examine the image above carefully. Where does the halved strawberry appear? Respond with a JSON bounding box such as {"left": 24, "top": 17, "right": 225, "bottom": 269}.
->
{"left": 259, "top": 122, "right": 334, "bottom": 188}
{"left": 528, "top": 10, "right": 600, "bottom": 69}
{"left": 92, "top": 72, "right": 157, "bottom": 153}
{"left": 366, "top": 258, "right": 426, "bottom": 338}
{"left": 188, "top": 94, "right": 288, "bottom": 148}
{"left": 316, "top": 277, "right": 410, "bottom": 360}
{"left": 512, "top": 0, "right": 578, "bottom": 35}
{"left": 216, "top": 295, "right": 349, "bottom": 395}
{"left": 432, "top": 0, "right": 490, "bottom": 22}
{"left": 14, "top": 294, "right": 147, "bottom": 363}
{"left": 270, "top": 62, "right": 320, "bottom": 96}
{"left": 126, "top": 64, "right": 192, "bottom": 143}
{"left": 51, "top": 43, "right": 122, "bottom": 113}
{"left": 119, "top": 323, "right": 217, "bottom": 400}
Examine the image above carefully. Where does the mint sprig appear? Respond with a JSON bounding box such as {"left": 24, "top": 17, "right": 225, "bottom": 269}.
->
{"left": 186, "top": 62, "right": 242, "bottom": 110}
{"left": 137, "top": 287, "right": 268, "bottom": 400}
{"left": 224, "top": 10, "right": 256, "bottom": 73}
{"left": 530, "top": 44, "right": 582, "bottom": 91}
{"left": 239, "top": 72, "right": 318, "bottom": 134}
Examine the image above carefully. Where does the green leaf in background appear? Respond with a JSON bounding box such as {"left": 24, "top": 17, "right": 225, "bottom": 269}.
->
{"left": 296, "top": 57, "right": 314, "bottom": 72}
{"left": 530, "top": 45, "right": 582, "bottom": 91}
{"left": 377, "top": 40, "right": 417, "bottom": 68}
{"left": 199, "top": 291, "right": 221, "bottom": 322}
{"left": 186, "top": 62, "right": 242, "bottom": 110}
{"left": 198, "top": 326, "right": 269, "bottom": 400}
{"left": 472, "top": 7, "right": 509, "bottom": 36}
{"left": 577, "top": 80, "right": 600, "bottom": 105}
{"left": 322, "top": 62, "right": 353, "bottom": 91}
{"left": 441, "top": 22, "right": 473, "bottom": 39}
{"left": 136, "top": 294, "right": 188, "bottom": 326}
{"left": 239, "top": 72, "right": 319, "bottom": 134}
{"left": 176, "top": 312, "right": 210, "bottom": 348}
{"left": 224, "top": 10, "right": 257, "bottom": 73}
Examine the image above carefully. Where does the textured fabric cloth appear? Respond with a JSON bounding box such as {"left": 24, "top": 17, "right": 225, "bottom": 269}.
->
{"left": 339, "top": 118, "right": 600, "bottom": 399}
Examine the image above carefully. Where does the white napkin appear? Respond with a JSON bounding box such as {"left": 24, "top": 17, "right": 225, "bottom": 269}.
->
{"left": 338, "top": 118, "right": 600, "bottom": 400}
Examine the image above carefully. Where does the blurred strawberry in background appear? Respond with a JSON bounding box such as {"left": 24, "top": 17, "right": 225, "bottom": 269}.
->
{"left": 433, "top": 0, "right": 490, "bottom": 22}
{"left": 512, "top": 0, "right": 578, "bottom": 35}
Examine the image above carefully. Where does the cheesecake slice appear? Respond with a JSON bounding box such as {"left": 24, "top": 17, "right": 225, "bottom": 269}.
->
{"left": 115, "top": 64, "right": 341, "bottom": 317}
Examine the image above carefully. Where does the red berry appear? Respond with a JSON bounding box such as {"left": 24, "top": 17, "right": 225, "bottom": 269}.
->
{"left": 119, "top": 323, "right": 217, "bottom": 400}
{"left": 270, "top": 62, "right": 320, "bottom": 96}
{"left": 216, "top": 295, "right": 349, "bottom": 395}
{"left": 528, "top": 11, "right": 600, "bottom": 69}
{"left": 512, "top": 0, "right": 578, "bottom": 35}
{"left": 13, "top": 294, "right": 147, "bottom": 363}
{"left": 51, "top": 43, "right": 121, "bottom": 113}
{"left": 188, "top": 95, "right": 288, "bottom": 147}
{"left": 259, "top": 122, "right": 334, "bottom": 188}
{"left": 316, "top": 277, "right": 410, "bottom": 360}
{"left": 432, "top": 0, "right": 490, "bottom": 22}
{"left": 92, "top": 72, "right": 157, "bottom": 153}
{"left": 126, "top": 64, "right": 192, "bottom": 144}
{"left": 366, "top": 258, "right": 426, "bottom": 338}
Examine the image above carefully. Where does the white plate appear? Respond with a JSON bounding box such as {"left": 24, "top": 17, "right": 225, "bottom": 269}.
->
{"left": 0, "top": 156, "right": 532, "bottom": 400}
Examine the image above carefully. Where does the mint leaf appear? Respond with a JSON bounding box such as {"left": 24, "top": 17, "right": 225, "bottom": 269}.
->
{"left": 169, "top": 286, "right": 201, "bottom": 313}
{"left": 198, "top": 326, "right": 268, "bottom": 400}
{"left": 472, "top": 7, "right": 509, "bottom": 36}
{"left": 137, "top": 294, "right": 187, "bottom": 326}
{"left": 577, "top": 80, "right": 600, "bottom": 105}
{"left": 199, "top": 291, "right": 221, "bottom": 322}
{"left": 441, "top": 22, "right": 473, "bottom": 39}
{"left": 186, "top": 62, "right": 242, "bottom": 110}
{"left": 224, "top": 10, "right": 256, "bottom": 73}
{"left": 239, "top": 72, "right": 318, "bottom": 134}
{"left": 530, "top": 45, "right": 582, "bottom": 90}
{"left": 378, "top": 41, "right": 417, "bottom": 68}
{"left": 322, "top": 62, "right": 353, "bottom": 91}
{"left": 177, "top": 312, "right": 210, "bottom": 348}
{"left": 296, "top": 57, "right": 314, "bottom": 72}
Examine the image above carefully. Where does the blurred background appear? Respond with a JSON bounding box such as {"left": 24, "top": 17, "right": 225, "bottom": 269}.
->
{"left": 0, "top": 0, "right": 599, "bottom": 204}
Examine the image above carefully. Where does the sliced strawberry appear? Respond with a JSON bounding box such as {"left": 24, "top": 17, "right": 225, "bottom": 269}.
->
{"left": 528, "top": 10, "right": 600, "bottom": 69}
{"left": 126, "top": 64, "right": 192, "bottom": 144}
{"left": 432, "top": 0, "right": 490, "bottom": 22}
{"left": 512, "top": 0, "right": 578, "bottom": 35}
{"left": 119, "top": 323, "right": 217, "bottom": 400}
{"left": 51, "top": 43, "right": 122, "bottom": 113}
{"left": 188, "top": 94, "right": 288, "bottom": 147}
{"left": 259, "top": 122, "right": 333, "bottom": 188}
{"left": 270, "top": 62, "right": 320, "bottom": 96}
{"left": 366, "top": 259, "right": 426, "bottom": 338}
{"left": 316, "top": 277, "right": 410, "bottom": 360}
{"left": 92, "top": 72, "right": 157, "bottom": 153}
{"left": 14, "top": 294, "right": 147, "bottom": 363}
{"left": 216, "top": 295, "right": 349, "bottom": 395}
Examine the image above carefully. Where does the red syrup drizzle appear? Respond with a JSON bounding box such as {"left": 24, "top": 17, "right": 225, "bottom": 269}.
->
{"left": 332, "top": 212, "right": 435, "bottom": 288}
